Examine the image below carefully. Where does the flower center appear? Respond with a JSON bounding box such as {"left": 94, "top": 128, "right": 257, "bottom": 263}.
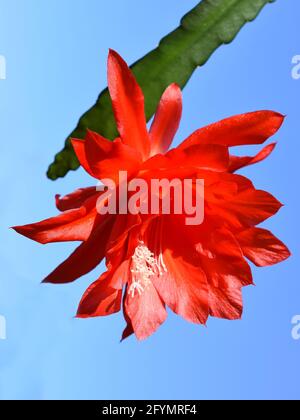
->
{"left": 128, "top": 241, "right": 167, "bottom": 298}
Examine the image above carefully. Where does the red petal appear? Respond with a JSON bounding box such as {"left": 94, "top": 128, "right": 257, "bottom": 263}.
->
{"left": 156, "top": 253, "right": 209, "bottom": 324}
{"left": 121, "top": 285, "right": 134, "bottom": 341}
{"left": 208, "top": 286, "right": 243, "bottom": 320}
{"left": 179, "top": 111, "right": 284, "bottom": 149}
{"left": 155, "top": 220, "right": 250, "bottom": 322}
{"left": 71, "top": 138, "right": 95, "bottom": 178}
{"left": 121, "top": 318, "right": 134, "bottom": 341}
{"left": 13, "top": 194, "right": 99, "bottom": 244}
{"left": 106, "top": 214, "right": 142, "bottom": 256}
{"left": 107, "top": 50, "right": 150, "bottom": 159}
{"left": 236, "top": 227, "right": 291, "bottom": 267}
{"left": 77, "top": 279, "right": 122, "bottom": 318}
{"left": 166, "top": 143, "right": 229, "bottom": 172}
{"left": 43, "top": 217, "right": 114, "bottom": 284}
{"left": 124, "top": 279, "right": 167, "bottom": 341}
{"left": 229, "top": 143, "right": 276, "bottom": 172}
{"left": 55, "top": 187, "right": 97, "bottom": 211}
{"left": 150, "top": 83, "right": 182, "bottom": 156}
{"left": 210, "top": 188, "right": 282, "bottom": 229}
{"left": 77, "top": 238, "right": 134, "bottom": 319}
{"left": 146, "top": 218, "right": 209, "bottom": 325}
{"left": 72, "top": 132, "right": 142, "bottom": 182}
{"left": 195, "top": 228, "right": 253, "bottom": 289}
{"left": 76, "top": 260, "right": 129, "bottom": 318}
{"left": 209, "top": 172, "right": 254, "bottom": 192}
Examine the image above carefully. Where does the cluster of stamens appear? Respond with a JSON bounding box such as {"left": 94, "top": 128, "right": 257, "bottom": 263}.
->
{"left": 128, "top": 241, "right": 167, "bottom": 298}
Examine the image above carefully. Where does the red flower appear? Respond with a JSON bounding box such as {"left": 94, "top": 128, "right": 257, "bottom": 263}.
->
{"left": 14, "top": 50, "right": 290, "bottom": 340}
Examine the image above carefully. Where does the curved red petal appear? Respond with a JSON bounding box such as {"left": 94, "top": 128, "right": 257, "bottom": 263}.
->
{"left": 209, "top": 188, "right": 283, "bottom": 229}
{"left": 229, "top": 143, "right": 277, "bottom": 172}
{"left": 208, "top": 286, "right": 243, "bottom": 320}
{"left": 143, "top": 218, "right": 209, "bottom": 325}
{"left": 121, "top": 285, "right": 134, "bottom": 341}
{"left": 77, "top": 277, "right": 121, "bottom": 319}
{"left": 55, "top": 187, "right": 97, "bottom": 211}
{"left": 77, "top": 254, "right": 131, "bottom": 318}
{"left": 154, "top": 221, "right": 250, "bottom": 323}
{"left": 107, "top": 50, "right": 150, "bottom": 159}
{"left": 150, "top": 83, "right": 182, "bottom": 156}
{"left": 236, "top": 227, "right": 291, "bottom": 267}
{"left": 166, "top": 143, "right": 229, "bottom": 172}
{"left": 156, "top": 252, "right": 209, "bottom": 325}
{"left": 179, "top": 111, "right": 284, "bottom": 149}
{"left": 71, "top": 138, "right": 95, "bottom": 178}
{"left": 43, "top": 217, "right": 114, "bottom": 284}
{"left": 72, "top": 133, "right": 142, "bottom": 182}
{"left": 77, "top": 281, "right": 122, "bottom": 318}
{"left": 124, "top": 278, "right": 167, "bottom": 341}
{"left": 13, "top": 193, "right": 99, "bottom": 244}
{"left": 195, "top": 228, "right": 253, "bottom": 289}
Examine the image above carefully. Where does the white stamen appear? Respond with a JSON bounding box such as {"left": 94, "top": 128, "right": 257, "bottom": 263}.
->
{"left": 129, "top": 281, "right": 144, "bottom": 298}
{"left": 128, "top": 241, "right": 167, "bottom": 298}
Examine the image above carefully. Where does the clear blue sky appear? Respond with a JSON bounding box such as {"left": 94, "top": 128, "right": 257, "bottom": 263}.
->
{"left": 0, "top": 0, "right": 299, "bottom": 400}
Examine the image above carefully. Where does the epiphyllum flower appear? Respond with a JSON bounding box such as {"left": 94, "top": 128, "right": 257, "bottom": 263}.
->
{"left": 14, "top": 50, "right": 290, "bottom": 340}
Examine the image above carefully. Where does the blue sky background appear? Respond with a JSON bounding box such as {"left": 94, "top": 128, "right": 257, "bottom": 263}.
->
{"left": 0, "top": 0, "right": 299, "bottom": 400}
